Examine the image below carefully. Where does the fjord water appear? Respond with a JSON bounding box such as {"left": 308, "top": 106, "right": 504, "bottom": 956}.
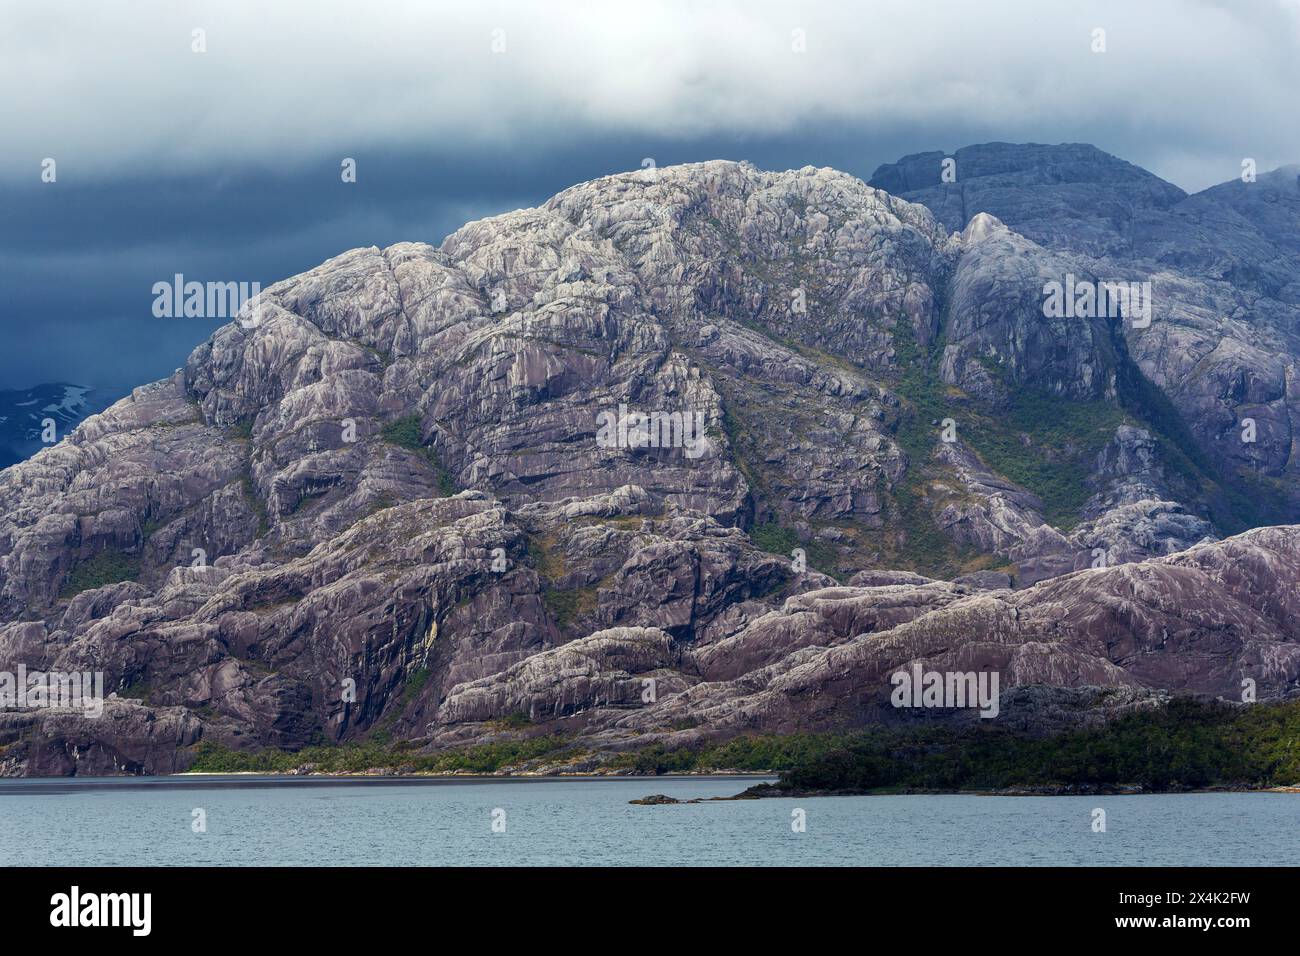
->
{"left": 1, "top": 776, "right": 1294, "bottom": 866}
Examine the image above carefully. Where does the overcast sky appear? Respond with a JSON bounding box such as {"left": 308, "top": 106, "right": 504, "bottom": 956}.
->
{"left": 3, "top": 0, "right": 1299, "bottom": 392}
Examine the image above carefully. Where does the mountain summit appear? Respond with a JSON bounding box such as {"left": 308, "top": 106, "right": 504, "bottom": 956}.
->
{"left": 2, "top": 145, "right": 1298, "bottom": 775}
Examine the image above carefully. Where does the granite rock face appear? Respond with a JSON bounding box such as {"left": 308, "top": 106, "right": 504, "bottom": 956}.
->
{"left": 1, "top": 150, "right": 1298, "bottom": 774}
{"left": 871, "top": 143, "right": 1300, "bottom": 499}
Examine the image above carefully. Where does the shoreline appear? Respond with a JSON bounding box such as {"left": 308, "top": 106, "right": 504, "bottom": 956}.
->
{"left": 727, "top": 782, "right": 1300, "bottom": 799}
{"left": 0, "top": 770, "right": 777, "bottom": 787}
{"left": 2, "top": 767, "right": 1296, "bottom": 797}
{"left": 171, "top": 769, "right": 777, "bottom": 779}
{"left": 630, "top": 784, "right": 1300, "bottom": 804}
{"left": 175, "top": 769, "right": 1300, "bottom": 795}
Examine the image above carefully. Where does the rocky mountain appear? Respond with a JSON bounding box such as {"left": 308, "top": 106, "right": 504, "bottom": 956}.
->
{"left": 1, "top": 145, "right": 1298, "bottom": 775}
{"left": 870, "top": 143, "right": 1300, "bottom": 510}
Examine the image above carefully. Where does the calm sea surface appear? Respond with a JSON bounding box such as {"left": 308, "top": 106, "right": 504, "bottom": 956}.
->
{"left": 0, "top": 775, "right": 1295, "bottom": 866}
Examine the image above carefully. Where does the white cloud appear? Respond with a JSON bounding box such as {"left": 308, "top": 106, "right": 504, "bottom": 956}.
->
{"left": 3, "top": 0, "right": 1299, "bottom": 190}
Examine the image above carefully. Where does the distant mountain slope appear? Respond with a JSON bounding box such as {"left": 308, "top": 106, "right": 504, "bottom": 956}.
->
{"left": 872, "top": 142, "right": 1300, "bottom": 522}
{"left": 1, "top": 148, "right": 1298, "bottom": 775}
{"left": 869, "top": 142, "right": 1188, "bottom": 258}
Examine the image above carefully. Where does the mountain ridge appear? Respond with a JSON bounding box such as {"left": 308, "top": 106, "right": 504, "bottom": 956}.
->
{"left": 1, "top": 143, "right": 1298, "bottom": 775}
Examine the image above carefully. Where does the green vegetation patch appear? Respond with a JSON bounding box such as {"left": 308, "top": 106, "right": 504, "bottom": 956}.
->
{"left": 61, "top": 550, "right": 141, "bottom": 597}
{"left": 965, "top": 390, "right": 1124, "bottom": 529}
{"left": 382, "top": 414, "right": 457, "bottom": 495}
{"left": 186, "top": 734, "right": 569, "bottom": 775}
{"left": 770, "top": 698, "right": 1300, "bottom": 793}
{"left": 543, "top": 585, "right": 597, "bottom": 628}
{"left": 608, "top": 699, "right": 1300, "bottom": 791}
{"left": 609, "top": 732, "right": 861, "bottom": 774}
{"left": 890, "top": 324, "right": 1124, "bottom": 533}
{"left": 117, "top": 678, "right": 152, "bottom": 705}
{"left": 526, "top": 533, "right": 599, "bottom": 629}
{"left": 226, "top": 421, "right": 254, "bottom": 441}
{"left": 493, "top": 712, "right": 534, "bottom": 731}
{"left": 380, "top": 414, "right": 424, "bottom": 450}
{"left": 527, "top": 535, "right": 565, "bottom": 580}
{"left": 749, "top": 522, "right": 840, "bottom": 579}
